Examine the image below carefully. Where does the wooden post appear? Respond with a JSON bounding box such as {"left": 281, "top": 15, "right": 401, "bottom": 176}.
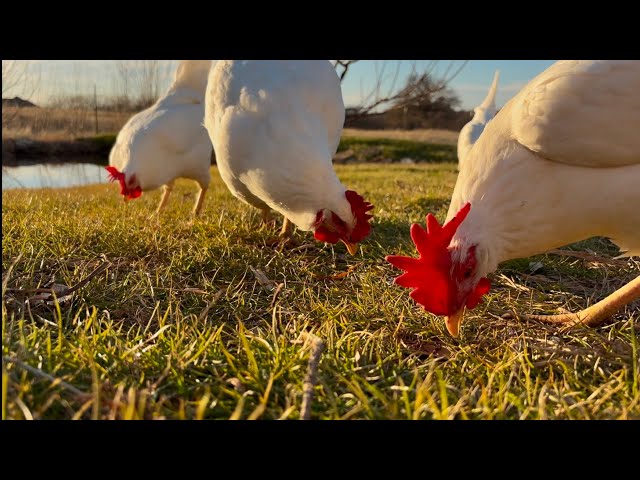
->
{"left": 94, "top": 83, "right": 99, "bottom": 135}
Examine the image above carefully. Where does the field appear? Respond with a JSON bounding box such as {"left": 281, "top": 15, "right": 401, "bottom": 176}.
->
{"left": 342, "top": 128, "right": 458, "bottom": 145}
{"left": 2, "top": 106, "right": 133, "bottom": 141}
{"left": 2, "top": 160, "right": 639, "bottom": 420}
{"left": 2, "top": 107, "right": 459, "bottom": 145}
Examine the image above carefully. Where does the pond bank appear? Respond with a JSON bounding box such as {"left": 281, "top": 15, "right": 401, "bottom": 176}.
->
{"left": 3, "top": 135, "right": 458, "bottom": 166}
{"left": 2, "top": 135, "right": 115, "bottom": 166}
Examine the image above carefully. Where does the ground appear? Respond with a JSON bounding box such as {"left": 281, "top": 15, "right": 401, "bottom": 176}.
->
{"left": 2, "top": 161, "right": 639, "bottom": 420}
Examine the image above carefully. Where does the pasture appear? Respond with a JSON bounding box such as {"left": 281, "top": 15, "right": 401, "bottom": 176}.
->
{"left": 2, "top": 161, "right": 639, "bottom": 419}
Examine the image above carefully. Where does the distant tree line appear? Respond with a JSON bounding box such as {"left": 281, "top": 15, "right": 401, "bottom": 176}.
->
{"left": 3, "top": 60, "right": 473, "bottom": 132}
{"left": 333, "top": 60, "right": 472, "bottom": 130}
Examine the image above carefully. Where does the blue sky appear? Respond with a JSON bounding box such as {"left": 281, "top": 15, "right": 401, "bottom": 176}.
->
{"left": 339, "top": 60, "right": 556, "bottom": 109}
{"left": 442, "top": 60, "right": 556, "bottom": 108}
{"left": 12, "top": 60, "right": 556, "bottom": 110}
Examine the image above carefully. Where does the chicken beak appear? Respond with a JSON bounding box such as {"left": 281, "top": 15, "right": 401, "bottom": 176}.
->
{"left": 445, "top": 308, "right": 465, "bottom": 337}
{"left": 340, "top": 239, "right": 359, "bottom": 255}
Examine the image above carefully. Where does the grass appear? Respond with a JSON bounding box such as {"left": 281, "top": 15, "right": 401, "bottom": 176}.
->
{"left": 338, "top": 137, "right": 457, "bottom": 163}
{"left": 342, "top": 128, "right": 459, "bottom": 146}
{"left": 2, "top": 163, "right": 639, "bottom": 420}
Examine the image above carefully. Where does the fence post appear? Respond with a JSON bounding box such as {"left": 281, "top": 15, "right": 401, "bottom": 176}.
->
{"left": 94, "top": 83, "right": 99, "bottom": 135}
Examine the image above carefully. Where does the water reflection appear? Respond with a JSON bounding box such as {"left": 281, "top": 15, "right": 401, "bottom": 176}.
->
{"left": 2, "top": 161, "right": 108, "bottom": 190}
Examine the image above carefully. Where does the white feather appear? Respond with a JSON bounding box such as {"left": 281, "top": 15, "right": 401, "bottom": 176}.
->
{"left": 448, "top": 60, "right": 640, "bottom": 277}
{"left": 457, "top": 70, "right": 500, "bottom": 169}
{"left": 109, "top": 60, "right": 213, "bottom": 192}
{"left": 204, "top": 60, "right": 351, "bottom": 232}
{"left": 513, "top": 60, "right": 640, "bottom": 167}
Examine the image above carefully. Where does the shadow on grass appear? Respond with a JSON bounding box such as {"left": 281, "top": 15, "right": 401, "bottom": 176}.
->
{"left": 368, "top": 217, "right": 414, "bottom": 252}
{"left": 405, "top": 197, "right": 450, "bottom": 216}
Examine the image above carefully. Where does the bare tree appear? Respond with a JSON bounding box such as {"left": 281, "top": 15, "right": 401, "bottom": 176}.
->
{"left": 113, "top": 60, "right": 161, "bottom": 110}
{"left": 391, "top": 71, "right": 462, "bottom": 111}
{"left": 333, "top": 60, "right": 358, "bottom": 82}
{"left": 114, "top": 60, "right": 131, "bottom": 111}
{"left": 2, "top": 60, "right": 29, "bottom": 98}
{"left": 2, "top": 60, "right": 41, "bottom": 126}
{"left": 134, "top": 60, "right": 160, "bottom": 108}
{"left": 333, "top": 60, "right": 468, "bottom": 118}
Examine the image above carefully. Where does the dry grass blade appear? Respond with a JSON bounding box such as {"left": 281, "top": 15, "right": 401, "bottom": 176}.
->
{"left": 313, "top": 263, "right": 361, "bottom": 281}
{"left": 289, "top": 243, "right": 317, "bottom": 253}
{"left": 269, "top": 283, "right": 285, "bottom": 309}
{"left": 123, "top": 325, "right": 171, "bottom": 357}
{"left": 547, "top": 249, "right": 627, "bottom": 266}
{"left": 197, "top": 289, "right": 226, "bottom": 322}
{"left": 1, "top": 253, "right": 23, "bottom": 294}
{"left": 300, "top": 333, "right": 326, "bottom": 420}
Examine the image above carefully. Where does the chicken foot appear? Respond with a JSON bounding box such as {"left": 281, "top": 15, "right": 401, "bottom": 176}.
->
{"left": 523, "top": 275, "right": 640, "bottom": 331}
{"left": 264, "top": 217, "right": 298, "bottom": 250}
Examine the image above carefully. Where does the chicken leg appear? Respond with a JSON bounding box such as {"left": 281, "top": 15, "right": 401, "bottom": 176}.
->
{"left": 193, "top": 183, "right": 208, "bottom": 216}
{"left": 264, "top": 217, "right": 297, "bottom": 249}
{"left": 523, "top": 275, "right": 640, "bottom": 331}
{"left": 260, "top": 208, "right": 276, "bottom": 230}
{"left": 279, "top": 217, "right": 293, "bottom": 240}
{"left": 149, "top": 181, "right": 175, "bottom": 219}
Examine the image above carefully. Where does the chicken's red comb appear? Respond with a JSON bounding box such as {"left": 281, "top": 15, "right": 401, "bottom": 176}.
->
{"left": 345, "top": 190, "right": 374, "bottom": 242}
{"left": 105, "top": 166, "right": 126, "bottom": 195}
{"left": 385, "top": 203, "right": 472, "bottom": 315}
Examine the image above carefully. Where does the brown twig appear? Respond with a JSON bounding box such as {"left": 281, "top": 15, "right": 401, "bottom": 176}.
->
{"left": 60, "top": 260, "right": 111, "bottom": 296}
{"left": 4, "top": 259, "right": 110, "bottom": 298}
{"left": 300, "top": 333, "right": 326, "bottom": 420}
{"left": 3, "top": 356, "right": 90, "bottom": 399}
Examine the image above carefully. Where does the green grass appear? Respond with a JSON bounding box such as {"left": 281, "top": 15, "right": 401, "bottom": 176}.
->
{"left": 338, "top": 137, "right": 457, "bottom": 163}
{"left": 2, "top": 163, "right": 639, "bottom": 420}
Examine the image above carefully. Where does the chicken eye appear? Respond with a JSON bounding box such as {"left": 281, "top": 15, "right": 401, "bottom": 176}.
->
{"left": 464, "top": 268, "right": 473, "bottom": 279}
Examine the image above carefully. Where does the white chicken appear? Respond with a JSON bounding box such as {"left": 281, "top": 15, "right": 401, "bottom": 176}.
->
{"left": 204, "top": 60, "right": 373, "bottom": 254}
{"left": 387, "top": 60, "right": 640, "bottom": 337}
{"left": 107, "top": 60, "right": 213, "bottom": 216}
{"left": 457, "top": 70, "right": 500, "bottom": 169}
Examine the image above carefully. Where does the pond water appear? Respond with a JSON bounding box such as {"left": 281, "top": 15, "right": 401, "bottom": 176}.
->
{"left": 2, "top": 161, "right": 109, "bottom": 191}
